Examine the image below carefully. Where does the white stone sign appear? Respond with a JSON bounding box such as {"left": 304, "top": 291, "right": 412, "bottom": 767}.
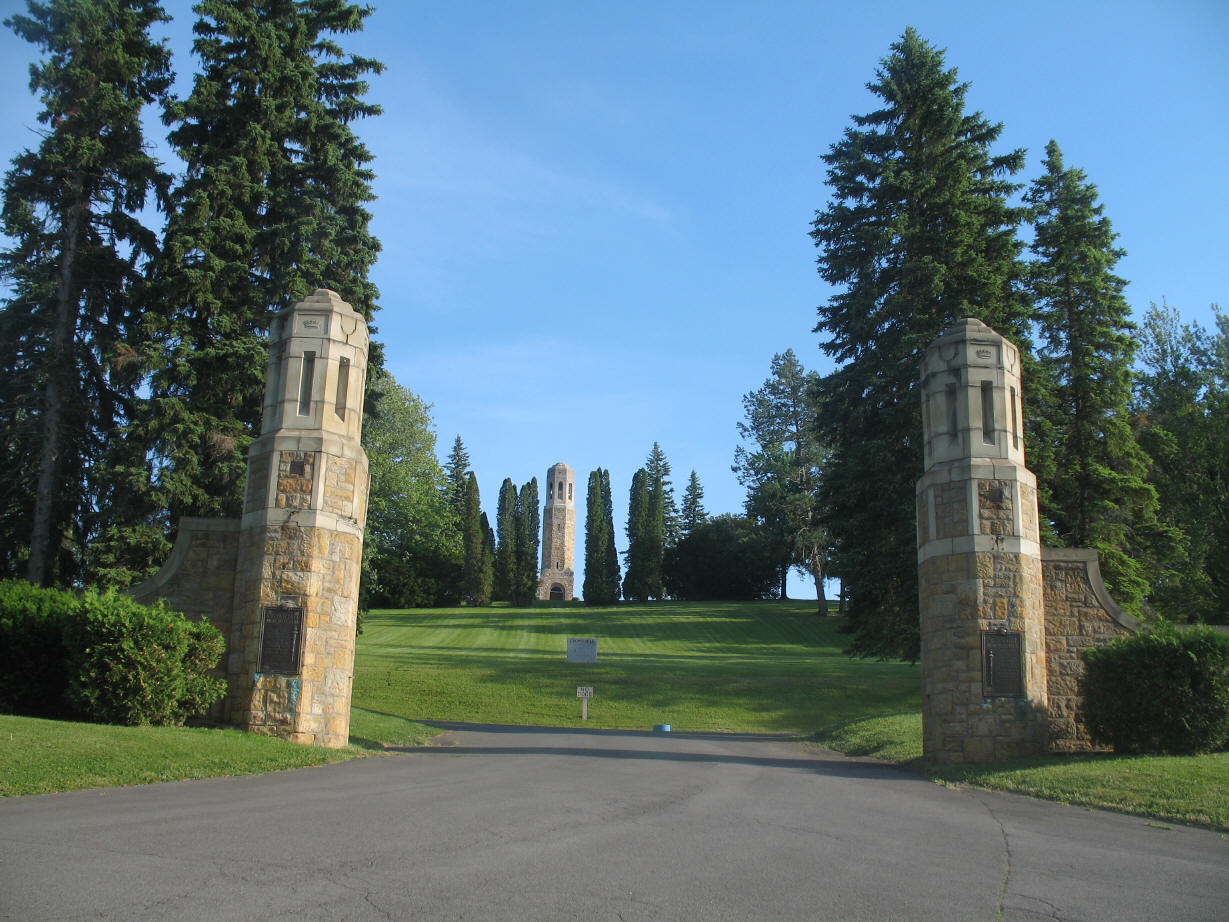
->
{"left": 566, "top": 637, "right": 598, "bottom": 663}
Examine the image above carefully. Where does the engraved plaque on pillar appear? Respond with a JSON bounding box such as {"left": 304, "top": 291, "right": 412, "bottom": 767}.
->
{"left": 981, "top": 631, "right": 1023, "bottom": 697}
{"left": 259, "top": 606, "right": 304, "bottom": 674}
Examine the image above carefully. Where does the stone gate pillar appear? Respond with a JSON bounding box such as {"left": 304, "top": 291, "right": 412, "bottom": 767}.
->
{"left": 227, "top": 289, "right": 370, "bottom": 747}
{"left": 917, "top": 319, "right": 1048, "bottom": 764}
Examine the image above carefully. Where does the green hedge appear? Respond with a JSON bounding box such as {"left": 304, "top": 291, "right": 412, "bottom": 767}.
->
{"left": 1081, "top": 625, "right": 1229, "bottom": 754}
{"left": 0, "top": 580, "right": 225, "bottom": 726}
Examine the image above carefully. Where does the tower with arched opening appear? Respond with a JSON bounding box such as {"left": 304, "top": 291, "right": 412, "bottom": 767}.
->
{"left": 538, "top": 462, "right": 576, "bottom": 601}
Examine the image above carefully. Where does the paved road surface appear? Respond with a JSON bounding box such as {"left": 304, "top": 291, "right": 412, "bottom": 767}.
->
{"left": 2, "top": 724, "right": 1225, "bottom": 920}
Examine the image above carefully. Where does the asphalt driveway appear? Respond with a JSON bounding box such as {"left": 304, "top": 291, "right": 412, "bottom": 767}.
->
{"left": 1, "top": 724, "right": 1225, "bottom": 920}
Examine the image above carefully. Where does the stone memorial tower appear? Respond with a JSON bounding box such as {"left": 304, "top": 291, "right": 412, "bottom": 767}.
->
{"left": 917, "top": 318, "right": 1048, "bottom": 764}
{"left": 538, "top": 462, "right": 576, "bottom": 601}
{"left": 227, "top": 289, "right": 370, "bottom": 747}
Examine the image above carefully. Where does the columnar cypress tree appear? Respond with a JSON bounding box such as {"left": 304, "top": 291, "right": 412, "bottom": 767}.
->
{"left": 512, "top": 478, "right": 539, "bottom": 606}
{"left": 810, "top": 28, "right": 1028, "bottom": 659}
{"left": 142, "top": 0, "right": 383, "bottom": 524}
{"left": 1025, "top": 141, "right": 1173, "bottom": 610}
{"left": 493, "top": 477, "right": 518, "bottom": 602}
{"left": 601, "top": 469, "right": 620, "bottom": 600}
{"left": 679, "top": 470, "right": 708, "bottom": 538}
{"left": 460, "top": 472, "right": 492, "bottom": 605}
{"left": 583, "top": 470, "right": 605, "bottom": 603}
{"left": 622, "top": 468, "right": 651, "bottom": 600}
{"left": 0, "top": 0, "right": 172, "bottom": 586}
{"left": 583, "top": 468, "right": 620, "bottom": 605}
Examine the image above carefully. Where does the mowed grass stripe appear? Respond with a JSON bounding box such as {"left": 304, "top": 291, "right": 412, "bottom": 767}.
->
{"left": 353, "top": 601, "right": 919, "bottom": 733}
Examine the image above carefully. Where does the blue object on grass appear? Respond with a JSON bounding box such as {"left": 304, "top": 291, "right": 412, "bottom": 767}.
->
{"left": 653, "top": 723, "right": 671, "bottom": 733}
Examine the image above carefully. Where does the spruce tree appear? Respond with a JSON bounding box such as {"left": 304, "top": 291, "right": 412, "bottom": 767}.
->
{"left": 445, "top": 436, "right": 471, "bottom": 519}
{"left": 0, "top": 0, "right": 172, "bottom": 586}
{"left": 1025, "top": 140, "right": 1168, "bottom": 610}
{"left": 142, "top": 0, "right": 383, "bottom": 524}
{"left": 810, "top": 29, "right": 1028, "bottom": 659}
{"left": 493, "top": 477, "right": 518, "bottom": 602}
{"left": 645, "top": 442, "right": 678, "bottom": 548}
{"left": 679, "top": 471, "right": 708, "bottom": 538}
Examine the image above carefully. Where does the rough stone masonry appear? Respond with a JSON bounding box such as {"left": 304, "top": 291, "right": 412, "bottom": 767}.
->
{"left": 917, "top": 318, "right": 1137, "bottom": 764}
{"left": 133, "top": 289, "right": 369, "bottom": 747}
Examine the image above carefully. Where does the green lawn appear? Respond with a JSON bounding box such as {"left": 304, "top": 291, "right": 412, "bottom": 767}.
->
{"left": 353, "top": 601, "right": 919, "bottom": 733}
{"left": 0, "top": 714, "right": 357, "bottom": 796}
{"left": 5, "top": 600, "right": 1226, "bottom": 832}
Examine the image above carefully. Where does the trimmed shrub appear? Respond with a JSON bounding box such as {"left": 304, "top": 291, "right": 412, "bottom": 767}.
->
{"left": 1081, "top": 625, "right": 1229, "bottom": 754}
{"left": 0, "top": 580, "right": 226, "bottom": 726}
{"left": 0, "top": 580, "right": 76, "bottom": 717}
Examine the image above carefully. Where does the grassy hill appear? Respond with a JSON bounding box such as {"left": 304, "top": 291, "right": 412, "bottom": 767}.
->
{"left": 351, "top": 600, "right": 918, "bottom": 734}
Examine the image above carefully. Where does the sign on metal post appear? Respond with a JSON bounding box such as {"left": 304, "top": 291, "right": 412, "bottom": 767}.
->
{"left": 577, "top": 685, "right": 593, "bottom": 720}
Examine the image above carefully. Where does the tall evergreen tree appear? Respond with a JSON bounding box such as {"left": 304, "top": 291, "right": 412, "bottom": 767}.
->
{"left": 810, "top": 28, "right": 1028, "bottom": 659}
{"left": 493, "top": 477, "right": 518, "bottom": 602}
{"left": 460, "top": 471, "right": 492, "bottom": 605}
{"left": 623, "top": 461, "right": 666, "bottom": 601}
{"left": 1133, "top": 303, "right": 1226, "bottom": 622}
{"left": 1025, "top": 140, "right": 1170, "bottom": 610}
{"left": 0, "top": 0, "right": 172, "bottom": 586}
{"left": 734, "top": 350, "right": 828, "bottom": 607}
{"left": 583, "top": 470, "right": 605, "bottom": 604}
{"left": 679, "top": 470, "right": 708, "bottom": 538}
{"left": 512, "top": 477, "right": 540, "bottom": 606}
{"left": 600, "top": 469, "right": 620, "bottom": 601}
{"left": 645, "top": 442, "right": 678, "bottom": 548}
{"left": 140, "top": 0, "right": 384, "bottom": 526}
{"left": 444, "top": 435, "right": 471, "bottom": 520}
{"left": 583, "top": 468, "right": 619, "bottom": 605}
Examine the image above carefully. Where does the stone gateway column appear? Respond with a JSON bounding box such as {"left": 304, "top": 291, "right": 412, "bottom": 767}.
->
{"left": 537, "top": 462, "right": 576, "bottom": 601}
{"left": 227, "top": 289, "right": 370, "bottom": 747}
{"left": 917, "top": 319, "right": 1048, "bottom": 764}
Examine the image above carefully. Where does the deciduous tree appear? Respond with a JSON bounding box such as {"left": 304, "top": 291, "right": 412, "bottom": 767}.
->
{"left": 358, "top": 368, "right": 460, "bottom": 609}
{"left": 734, "top": 350, "right": 828, "bottom": 608}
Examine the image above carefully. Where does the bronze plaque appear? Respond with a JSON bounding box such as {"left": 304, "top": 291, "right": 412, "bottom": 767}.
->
{"left": 260, "top": 606, "right": 304, "bottom": 674}
{"left": 982, "top": 631, "right": 1023, "bottom": 697}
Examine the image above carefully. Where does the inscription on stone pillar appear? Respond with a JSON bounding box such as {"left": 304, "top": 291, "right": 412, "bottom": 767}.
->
{"left": 981, "top": 631, "right": 1023, "bottom": 697}
{"left": 259, "top": 606, "right": 304, "bottom": 674}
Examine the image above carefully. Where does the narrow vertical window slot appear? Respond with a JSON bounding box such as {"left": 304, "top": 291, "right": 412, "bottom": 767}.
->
{"left": 335, "top": 356, "right": 350, "bottom": 420}
{"left": 1010, "top": 387, "right": 1020, "bottom": 450}
{"left": 981, "top": 381, "right": 995, "bottom": 444}
{"left": 298, "top": 352, "right": 316, "bottom": 416}
{"left": 945, "top": 384, "right": 958, "bottom": 437}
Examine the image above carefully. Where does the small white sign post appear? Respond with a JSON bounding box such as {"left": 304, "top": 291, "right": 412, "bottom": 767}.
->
{"left": 577, "top": 685, "right": 593, "bottom": 720}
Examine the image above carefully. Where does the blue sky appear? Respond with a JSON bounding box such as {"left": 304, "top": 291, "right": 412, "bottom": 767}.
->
{"left": 1, "top": 1, "right": 1225, "bottom": 598}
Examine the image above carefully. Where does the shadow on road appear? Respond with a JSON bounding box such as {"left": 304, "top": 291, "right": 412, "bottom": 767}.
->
{"left": 387, "top": 721, "right": 917, "bottom": 781}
